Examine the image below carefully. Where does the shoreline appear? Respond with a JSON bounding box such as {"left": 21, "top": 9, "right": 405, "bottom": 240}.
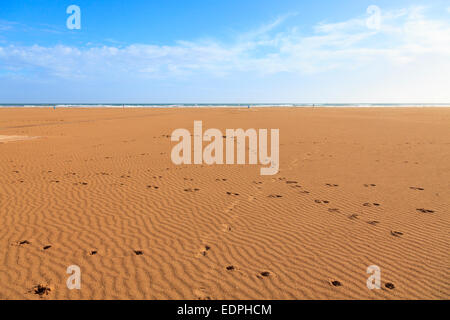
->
{"left": 1, "top": 104, "right": 450, "bottom": 109}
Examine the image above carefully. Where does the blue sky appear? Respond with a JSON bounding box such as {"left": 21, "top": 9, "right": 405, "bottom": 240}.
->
{"left": 1, "top": 0, "right": 450, "bottom": 103}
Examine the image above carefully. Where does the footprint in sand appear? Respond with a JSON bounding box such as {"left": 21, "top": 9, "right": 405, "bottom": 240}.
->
{"left": 226, "top": 265, "right": 235, "bottom": 271}
{"left": 226, "top": 192, "right": 239, "bottom": 196}
{"left": 31, "top": 284, "right": 52, "bottom": 296}
{"left": 363, "top": 202, "right": 380, "bottom": 207}
{"left": 363, "top": 184, "right": 376, "bottom": 187}
{"left": 416, "top": 208, "right": 435, "bottom": 213}
{"left": 390, "top": 231, "right": 403, "bottom": 237}
{"left": 134, "top": 250, "right": 144, "bottom": 255}
{"left": 348, "top": 214, "right": 359, "bottom": 220}
{"left": 147, "top": 185, "right": 159, "bottom": 190}
{"left": 385, "top": 282, "right": 395, "bottom": 290}
{"left": 325, "top": 183, "right": 339, "bottom": 187}
{"left": 184, "top": 188, "right": 200, "bottom": 192}
{"left": 268, "top": 194, "right": 282, "bottom": 198}
{"left": 196, "top": 245, "right": 211, "bottom": 257}
{"left": 410, "top": 187, "right": 424, "bottom": 191}
{"left": 328, "top": 208, "right": 340, "bottom": 213}
{"left": 331, "top": 280, "right": 342, "bottom": 287}
{"left": 257, "top": 271, "right": 272, "bottom": 279}
{"left": 286, "top": 181, "right": 298, "bottom": 184}
{"left": 367, "top": 220, "right": 380, "bottom": 226}
{"left": 15, "top": 240, "right": 31, "bottom": 246}
{"left": 43, "top": 245, "right": 51, "bottom": 250}
{"left": 314, "top": 200, "right": 329, "bottom": 204}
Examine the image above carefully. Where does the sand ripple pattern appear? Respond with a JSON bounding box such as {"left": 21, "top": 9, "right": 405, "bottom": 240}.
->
{"left": 0, "top": 107, "right": 449, "bottom": 299}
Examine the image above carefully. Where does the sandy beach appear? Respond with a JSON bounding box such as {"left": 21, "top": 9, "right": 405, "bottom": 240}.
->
{"left": 0, "top": 107, "right": 448, "bottom": 299}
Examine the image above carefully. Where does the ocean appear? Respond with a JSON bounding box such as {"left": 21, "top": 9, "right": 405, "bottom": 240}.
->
{"left": 1, "top": 103, "right": 449, "bottom": 108}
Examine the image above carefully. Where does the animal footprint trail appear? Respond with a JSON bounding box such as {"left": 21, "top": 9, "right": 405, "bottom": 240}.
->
{"left": 221, "top": 176, "right": 266, "bottom": 233}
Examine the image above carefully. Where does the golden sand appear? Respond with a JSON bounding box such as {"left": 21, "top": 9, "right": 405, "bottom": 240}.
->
{"left": 0, "top": 107, "right": 448, "bottom": 299}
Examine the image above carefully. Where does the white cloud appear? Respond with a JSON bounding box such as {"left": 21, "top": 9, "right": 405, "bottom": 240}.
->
{"left": 1, "top": 6, "right": 450, "bottom": 80}
{"left": 0, "top": 20, "right": 16, "bottom": 31}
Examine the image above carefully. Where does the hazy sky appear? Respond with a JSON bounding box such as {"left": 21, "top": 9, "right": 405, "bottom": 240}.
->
{"left": 1, "top": 0, "right": 450, "bottom": 103}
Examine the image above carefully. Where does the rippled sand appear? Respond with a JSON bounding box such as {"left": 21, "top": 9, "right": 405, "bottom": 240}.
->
{"left": 0, "top": 107, "right": 448, "bottom": 299}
